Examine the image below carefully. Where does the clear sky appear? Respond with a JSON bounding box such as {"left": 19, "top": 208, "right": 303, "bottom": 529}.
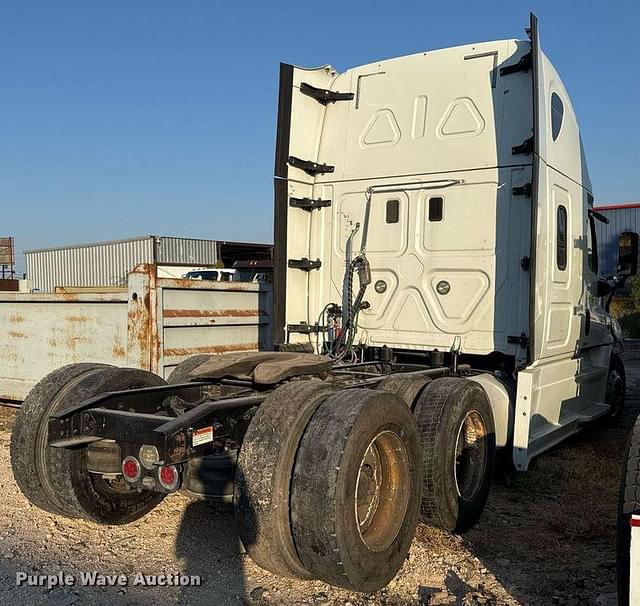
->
{"left": 1, "top": 1, "right": 639, "bottom": 273}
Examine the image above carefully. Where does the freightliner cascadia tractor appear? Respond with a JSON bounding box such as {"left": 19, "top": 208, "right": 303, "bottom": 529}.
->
{"left": 10, "top": 14, "right": 637, "bottom": 592}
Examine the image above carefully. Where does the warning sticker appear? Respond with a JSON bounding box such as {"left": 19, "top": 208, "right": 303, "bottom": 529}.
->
{"left": 192, "top": 426, "right": 214, "bottom": 447}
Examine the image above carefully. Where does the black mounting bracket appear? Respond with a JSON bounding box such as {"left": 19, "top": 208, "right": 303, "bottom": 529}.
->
{"left": 300, "top": 82, "right": 354, "bottom": 105}
{"left": 500, "top": 51, "right": 532, "bottom": 76}
{"left": 289, "top": 197, "right": 332, "bottom": 211}
{"left": 512, "top": 183, "right": 532, "bottom": 198}
{"left": 288, "top": 258, "right": 322, "bottom": 271}
{"left": 512, "top": 135, "right": 534, "bottom": 155}
{"left": 288, "top": 156, "right": 335, "bottom": 176}
{"left": 520, "top": 256, "right": 530, "bottom": 271}
{"left": 508, "top": 333, "right": 530, "bottom": 349}
{"left": 287, "top": 323, "right": 323, "bottom": 334}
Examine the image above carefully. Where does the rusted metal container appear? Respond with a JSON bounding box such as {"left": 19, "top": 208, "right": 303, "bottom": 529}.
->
{"left": 0, "top": 279, "right": 19, "bottom": 292}
{"left": 0, "top": 264, "right": 272, "bottom": 402}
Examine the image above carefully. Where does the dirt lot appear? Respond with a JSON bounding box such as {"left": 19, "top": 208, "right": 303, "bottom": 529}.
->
{"left": 0, "top": 348, "right": 638, "bottom": 606}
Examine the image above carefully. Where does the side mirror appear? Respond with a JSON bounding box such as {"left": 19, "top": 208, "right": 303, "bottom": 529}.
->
{"left": 617, "top": 232, "right": 639, "bottom": 276}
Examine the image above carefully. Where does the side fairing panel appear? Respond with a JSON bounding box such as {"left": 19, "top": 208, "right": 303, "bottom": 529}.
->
{"left": 514, "top": 14, "right": 609, "bottom": 470}
{"left": 273, "top": 64, "right": 338, "bottom": 344}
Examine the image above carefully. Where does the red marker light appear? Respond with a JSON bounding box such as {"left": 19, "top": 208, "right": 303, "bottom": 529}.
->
{"left": 122, "top": 456, "right": 141, "bottom": 482}
{"left": 158, "top": 465, "right": 180, "bottom": 491}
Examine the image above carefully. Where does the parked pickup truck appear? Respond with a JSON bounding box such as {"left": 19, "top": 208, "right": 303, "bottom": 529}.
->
{"left": 9, "top": 13, "right": 636, "bottom": 593}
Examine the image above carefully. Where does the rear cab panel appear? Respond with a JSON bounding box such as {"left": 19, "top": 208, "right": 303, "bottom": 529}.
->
{"left": 275, "top": 39, "right": 533, "bottom": 358}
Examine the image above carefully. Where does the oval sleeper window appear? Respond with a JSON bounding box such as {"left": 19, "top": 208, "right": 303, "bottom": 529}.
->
{"left": 551, "top": 92, "right": 564, "bottom": 141}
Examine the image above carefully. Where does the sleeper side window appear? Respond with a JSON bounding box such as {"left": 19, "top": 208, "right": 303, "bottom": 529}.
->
{"left": 557, "top": 205, "right": 567, "bottom": 270}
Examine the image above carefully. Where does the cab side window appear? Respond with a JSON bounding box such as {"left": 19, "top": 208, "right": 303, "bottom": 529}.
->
{"left": 551, "top": 93, "right": 564, "bottom": 141}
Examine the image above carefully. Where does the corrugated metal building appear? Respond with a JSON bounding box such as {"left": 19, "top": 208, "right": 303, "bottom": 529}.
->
{"left": 26, "top": 236, "right": 272, "bottom": 292}
{"left": 595, "top": 203, "right": 640, "bottom": 277}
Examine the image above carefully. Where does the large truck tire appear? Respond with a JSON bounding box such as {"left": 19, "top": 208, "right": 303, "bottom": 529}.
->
{"left": 378, "top": 373, "right": 432, "bottom": 408}
{"left": 607, "top": 353, "right": 626, "bottom": 420}
{"left": 235, "top": 379, "right": 338, "bottom": 579}
{"left": 290, "top": 389, "right": 422, "bottom": 592}
{"left": 10, "top": 364, "right": 167, "bottom": 524}
{"left": 414, "top": 377, "right": 495, "bottom": 533}
{"left": 617, "top": 414, "right": 640, "bottom": 606}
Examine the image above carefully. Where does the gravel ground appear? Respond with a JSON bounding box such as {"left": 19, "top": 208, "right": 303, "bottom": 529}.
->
{"left": 0, "top": 347, "right": 639, "bottom": 606}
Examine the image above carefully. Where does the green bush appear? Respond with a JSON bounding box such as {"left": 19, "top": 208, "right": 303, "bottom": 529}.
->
{"left": 619, "top": 311, "right": 640, "bottom": 339}
{"left": 616, "top": 276, "right": 640, "bottom": 338}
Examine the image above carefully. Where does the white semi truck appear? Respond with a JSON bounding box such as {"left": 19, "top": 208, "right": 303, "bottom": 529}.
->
{"left": 10, "top": 14, "right": 636, "bottom": 593}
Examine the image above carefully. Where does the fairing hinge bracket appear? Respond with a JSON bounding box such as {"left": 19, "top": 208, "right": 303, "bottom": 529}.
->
{"left": 288, "top": 258, "right": 321, "bottom": 271}
{"left": 300, "top": 82, "right": 354, "bottom": 105}
{"left": 288, "top": 156, "right": 335, "bottom": 176}
{"left": 512, "top": 183, "right": 532, "bottom": 198}
{"left": 512, "top": 135, "right": 534, "bottom": 155}
{"left": 289, "top": 197, "right": 332, "bottom": 211}
{"left": 500, "top": 51, "right": 532, "bottom": 76}
{"left": 287, "top": 323, "right": 323, "bottom": 334}
{"left": 508, "top": 333, "right": 530, "bottom": 349}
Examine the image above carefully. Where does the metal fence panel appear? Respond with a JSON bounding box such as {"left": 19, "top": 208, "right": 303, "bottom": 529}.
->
{"left": 25, "top": 236, "right": 222, "bottom": 292}
{"left": 26, "top": 237, "right": 155, "bottom": 292}
{"left": 157, "top": 236, "right": 218, "bottom": 266}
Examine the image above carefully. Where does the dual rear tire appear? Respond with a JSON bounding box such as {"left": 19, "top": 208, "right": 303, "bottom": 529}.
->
{"left": 10, "top": 364, "right": 167, "bottom": 524}
{"left": 235, "top": 375, "right": 496, "bottom": 591}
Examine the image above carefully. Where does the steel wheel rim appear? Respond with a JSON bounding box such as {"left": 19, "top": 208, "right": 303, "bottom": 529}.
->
{"left": 355, "top": 430, "right": 410, "bottom": 552}
{"left": 453, "top": 410, "right": 488, "bottom": 502}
